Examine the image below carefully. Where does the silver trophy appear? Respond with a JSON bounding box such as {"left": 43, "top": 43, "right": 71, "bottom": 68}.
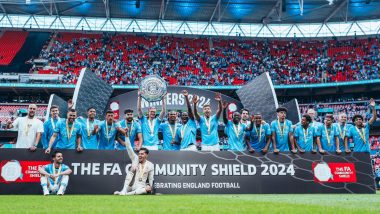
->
{"left": 139, "top": 75, "right": 167, "bottom": 102}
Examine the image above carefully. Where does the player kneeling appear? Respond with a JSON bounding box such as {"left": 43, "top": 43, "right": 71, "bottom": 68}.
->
{"left": 38, "top": 151, "right": 72, "bottom": 195}
{"left": 114, "top": 134, "right": 154, "bottom": 195}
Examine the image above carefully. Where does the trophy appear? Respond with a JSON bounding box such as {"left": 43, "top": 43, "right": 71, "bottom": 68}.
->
{"left": 139, "top": 75, "right": 167, "bottom": 102}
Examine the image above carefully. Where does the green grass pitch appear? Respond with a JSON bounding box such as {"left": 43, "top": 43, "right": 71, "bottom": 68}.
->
{"left": 1, "top": 192, "right": 379, "bottom": 213}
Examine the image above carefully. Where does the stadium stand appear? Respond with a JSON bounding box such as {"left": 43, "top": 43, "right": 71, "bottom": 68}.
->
{"left": 0, "top": 31, "right": 29, "bottom": 65}
{"left": 32, "top": 32, "right": 380, "bottom": 86}
{"left": 299, "top": 101, "right": 374, "bottom": 122}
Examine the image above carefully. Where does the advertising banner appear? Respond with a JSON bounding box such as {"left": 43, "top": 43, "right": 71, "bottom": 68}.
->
{"left": 0, "top": 149, "right": 375, "bottom": 194}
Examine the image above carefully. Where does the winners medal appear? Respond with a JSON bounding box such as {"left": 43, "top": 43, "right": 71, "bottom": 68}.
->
{"left": 139, "top": 75, "right": 167, "bottom": 102}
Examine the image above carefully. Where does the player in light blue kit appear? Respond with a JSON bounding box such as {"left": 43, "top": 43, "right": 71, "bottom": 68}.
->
{"left": 317, "top": 114, "right": 340, "bottom": 153}
{"left": 159, "top": 110, "right": 181, "bottom": 151}
{"left": 246, "top": 113, "right": 271, "bottom": 154}
{"left": 45, "top": 109, "right": 83, "bottom": 153}
{"left": 271, "top": 107, "right": 295, "bottom": 153}
{"left": 39, "top": 151, "right": 72, "bottom": 195}
{"left": 294, "top": 114, "right": 321, "bottom": 153}
{"left": 42, "top": 105, "right": 61, "bottom": 149}
{"left": 117, "top": 109, "right": 142, "bottom": 151}
{"left": 345, "top": 98, "right": 377, "bottom": 153}
{"left": 97, "top": 110, "right": 126, "bottom": 150}
{"left": 77, "top": 107, "right": 100, "bottom": 149}
{"left": 306, "top": 108, "right": 323, "bottom": 153}
{"left": 333, "top": 112, "right": 353, "bottom": 152}
{"left": 175, "top": 90, "right": 197, "bottom": 151}
{"left": 193, "top": 92, "right": 223, "bottom": 151}
{"left": 138, "top": 90, "right": 166, "bottom": 150}
{"left": 222, "top": 102, "right": 253, "bottom": 151}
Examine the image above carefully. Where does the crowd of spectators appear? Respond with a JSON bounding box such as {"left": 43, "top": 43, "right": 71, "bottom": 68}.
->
{"left": 34, "top": 32, "right": 380, "bottom": 86}
{"left": 299, "top": 102, "right": 372, "bottom": 122}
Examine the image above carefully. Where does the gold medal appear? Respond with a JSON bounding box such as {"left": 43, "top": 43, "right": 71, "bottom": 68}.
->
{"left": 138, "top": 162, "right": 146, "bottom": 182}
{"left": 232, "top": 123, "right": 241, "bottom": 138}
{"left": 277, "top": 120, "right": 285, "bottom": 138}
{"left": 169, "top": 123, "right": 177, "bottom": 139}
{"left": 303, "top": 127, "right": 309, "bottom": 143}
{"left": 86, "top": 119, "right": 94, "bottom": 138}
{"left": 105, "top": 122, "right": 113, "bottom": 143}
{"left": 180, "top": 123, "right": 188, "bottom": 142}
{"left": 355, "top": 126, "right": 366, "bottom": 144}
{"left": 205, "top": 116, "right": 211, "bottom": 135}
{"left": 324, "top": 125, "right": 331, "bottom": 146}
{"left": 66, "top": 120, "right": 75, "bottom": 140}
{"left": 337, "top": 123, "right": 346, "bottom": 139}
{"left": 24, "top": 117, "right": 35, "bottom": 136}
{"left": 148, "top": 119, "right": 155, "bottom": 136}
{"left": 254, "top": 124, "right": 262, "bottom": 141}
{"left": 51, "top": 117, "right": 58, "bottom": 130}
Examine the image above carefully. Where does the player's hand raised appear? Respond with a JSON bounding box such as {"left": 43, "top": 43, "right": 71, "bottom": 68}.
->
{"left": 182, "top": 90, "right": 189, "bottom": 97}
{"left": 369, "top": 98, "right": 376, "bottom": 107}
{"left": 222, "top": 101, "right": 229, "bottom": 109}
{"left": 192, "top": 95, "right": 199, "bottom": 104}
{"left": 215, "top": 92, "right": 222, "bottom": 101}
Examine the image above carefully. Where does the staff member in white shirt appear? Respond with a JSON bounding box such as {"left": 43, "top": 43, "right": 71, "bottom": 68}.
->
{"left": 6, "top": 104, "right": 44, "bottom": 150}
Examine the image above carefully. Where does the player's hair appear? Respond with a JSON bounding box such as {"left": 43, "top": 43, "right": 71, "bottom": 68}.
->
{"left": 254, "top": 112, "right": 262, "bottom": 116}
{"left": 168, "top": 110, "right": 177, "bottom": 114}
{"left": 50, "top": 105, "right": 59, "bottom": 111}
{"left": 352, "top": 114, "right": 364, "bottom": 123}
{"left": 148, "top": 107, "right": 156, "bottom": 111}
{"left": 68, "top": 108, "right": 76, "bottom": 113}
{"left": 325, "top": 114, "right": 334, "bottom": 121}
{"left": 302, "top": 114, "right": 312, "bottom": 123}
{"left": 106, "top": 109, "right": 114, "bottom": 115}
{"left": 87, "top": 107, "right": 96, "bottom": 112}
{"left": 28, "top": 104, "right": 37, "bottom": 109}
{"left": 240, "top": 108, "right": 249, "bottom": 114}
{"left": 52, "top": 150, "right": 62, "bottom": 158}
{"left": 124, "top": 109, "right": 133, "bottom": 114}
{"left": 139, "top": 147, "right": 149, "bottom": 155}
{"left": 203, "top": 104, "right": 211, "bottom": 109}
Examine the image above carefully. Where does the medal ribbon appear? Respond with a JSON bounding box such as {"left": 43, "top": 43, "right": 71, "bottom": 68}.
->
{"left": 138, "top": 162, "right": 147, "bottom": 182}
{"left": 233, "top": 123, "right": 241, "bottom": 138}
{"left": 105, "top": 122, "right": 113, "bottom": 142}
{"left": 324, "top": 125, "right": 331, "bottom": 146}
{"left": 51, "top": 117, "right": 59, "bottom": 130}
{"left": 127, "top": 121, "right": 134, "bottom": 137}
{"left": 169, "top": 123, "right": 177, "bottom": 139}
{"left": 337, "top": 123, "right": 346, "bottom": 139}
{"left": 24, "top": 117, "right": 34, "bottom": 136}
{"left": 86, "top": 119, "right": 93, "bottom": 137}
{"left": 277, "top": 120, "right": 285, "bottom": 137}
{"left": 355, "top": 126, "right": 366, "bottom": 144}
{"left": 52, "top": 164, "right": 62, "bottom": 185}
{"left": 254, "top": 124, "right": 262, "bottom": 140}
{"left": 180, "top": 123, "right": 188, "bottom": 140}
{"left": 205, "top": 116, "right": 211, "bottom": 135}
{"left": 66, "top": 120, "right": 75, "bottom": 140}
{"left": 303, "top": 127, "right": 309, "bottom": 143}
{"left": 148, "top": 119, "right": 156, "bottom": 135}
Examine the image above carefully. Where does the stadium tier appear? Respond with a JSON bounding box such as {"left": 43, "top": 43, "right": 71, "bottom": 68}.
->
{"left": 24, "top": 32, "right": 379, "bottom": 86}
{"left": 0, "top": 31, "right": 29, "bottom": 65}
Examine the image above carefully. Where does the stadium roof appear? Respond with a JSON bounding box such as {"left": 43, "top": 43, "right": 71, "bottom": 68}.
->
{"left": 0, "top": 0, "right": 379, "bottom": 24}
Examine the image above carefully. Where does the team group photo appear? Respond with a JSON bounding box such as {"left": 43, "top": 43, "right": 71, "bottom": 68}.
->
{"left": 0, "top": 0, "right": 380, "bottom": 213}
